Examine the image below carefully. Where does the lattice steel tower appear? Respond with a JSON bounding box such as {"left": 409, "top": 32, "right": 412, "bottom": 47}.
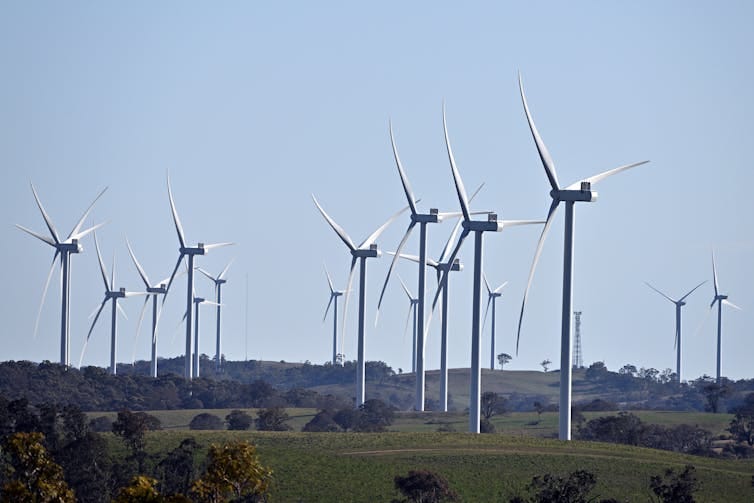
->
{"left": 572, "top": 311, "right": 583, "bottom": 369}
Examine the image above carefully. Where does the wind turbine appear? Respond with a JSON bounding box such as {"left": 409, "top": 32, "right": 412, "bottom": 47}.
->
{"left": 322, "top": 264, "right": 345, "bottom": 366}
{"left": 645, "top": 280, "right": 706, "bottom": 382}
{"left": 397, "top": 276, "right": 420, "bottom": 374}
{"left": 709, "top": 251, "right": 741, "bottom": 383}
{"left": 436, "top": 106, "right": 543, "bottom": 433}
{"left": 126, "top": 239, "right": 173, "bottom": 378}
{"left": 312, "top": 195, "right": 407, "bottom": 406}
{"left": 516, "top": 75, "right": 649, "bottom": 440}
{"left": 82, "top": 234, "right": 145, "bottom": 374}
{"left": 188, "top": 296, "right": 220, "bottom": 379}
{"left": 197, "top": 260, "right": 233, "bottom": 373}
{"left": 483, "top": 275, "right": 508, "bottom": 371}
{"left": 165, "top": 175, "right": 232, "bottom": 380}
{"left": 16, "top": 183, "right": 107, "bottom": 366}
{"left": 389, "top": 184, "right": 482, "bottom": 412}
{"left": 375, "top": 122, "right": 442, "bottom": 411}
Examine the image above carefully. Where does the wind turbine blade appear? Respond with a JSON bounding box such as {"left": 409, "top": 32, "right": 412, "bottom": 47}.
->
{"left": 29, "top": 183, "right": 60, "bottom": 244}
{"left": 361, "top": 204, "right": 410, "bottom": 249}
{"left": 678, "top": 280, "right": 707, "bottom": 303}
{"left": 86, "top": 299, "right": 108, "bottom": 341}
{"left": 312, "top": 195, "right": 357, "bottom": 251}
{"left": 126, "top": 239, "right": 151, "bottom": 288}
{"left": 164, "top": 254, "right": 185, "bottom": 300}
{"left": 93, "top": 234, "right": 111, "bottom": 291}
{"left": 691, "top": 305, "right": 714, "bottom": 340}
{"left": 431, "top": 228, "right": 470, "bottom": 313}
{"left": 124, "top": 291, "right": 148, "bottom": 298}
{"left": 518, "top": 74, "right": 560, "bottom": 191}
{"left": 341, "top": 256, "right": 358, "bottom": 347}
{"left": 403, "top": 303, "right": 413, "bottom": 342}
{"left": 398, "top": 275, "right": 413, "bottom": 301}
{"left": 711, "top": 251, "right": 719, "bottom": 297}
{"left": 389, "top": 121, "right": 418, "bottom": 216}
{"left": 69, "top": 221, "right": 108, "bottom": 242}
{"left": 135, "top": 295, "right": 150, "bottom": 349}
{"left": 117, "top": 301, "right": 128, "bottom": 320}
{"left": 203, "top": 242, "right": 234, "bottom": 251}
{"left": 323, "top": 295, "right": 334, "bottom": 323}
{"left": 438, "top": 219, "right": 463, "bottom": 264}
{"left": 67, "top": 186, "right": 108, "bottom": 240}
{"left": 494, "top": 281, "right": 509, "bottom": 294}
{"left": 15, "top": 224, "right": 57, "bottom": 247}
{"left": 644, "top": 282, "right": 676, "bottom": 304}
{"left": 167, "top": 175, "right": 187, "bottom": 249}
{"left": 483, "top": 274, "right": 492, "bottom": 295}
{"left": 442, "top": 105, "right": 471, "bottom": 222}
{"left": 324, "top": 264, "right": 335, "bottom": 293}
{"left": 375, "top": 222, "right": 416, "bottom": 325}
{"left": 516, "top": 199, "right": 560, "bottom": 353}
{"left": 218, "top": 259, "right": 234, "bottom": 281}
{"left": 723, "top": 299, "right": 742, "bottom": 311}
{"left": 33, "top": 253, "right": 59, "bottom": 339}
{"left": 565, "top": 161, "right": 650, "bottom": 190}
{"left": 110, "top": 252, "right": 115, "bottom": 293}
{"left": 196, "top": 267, "right": 217, "bottom": 282}
{"left": 482, "top": 296, "right": 492, "bottom": 332}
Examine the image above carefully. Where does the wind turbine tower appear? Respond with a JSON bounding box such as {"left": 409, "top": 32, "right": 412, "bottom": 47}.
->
{"left": 572, "top": 311, "right": 583, "bottom": 369}
{"left": 198, "top": 261, "right": 233, "bottom": 373}
{"left": 483, "top": 275, "right": 508, "bottom": 371}
{"left": 397, "top": 276, "right": 420, "bottom": 373}
{"left": 16, "top": 184, "right": 107, "bottom": 366}
{"left": 516, "top": 75, "right": 649, "bottom": 440}
{"left": 437, "top": 107, "right": 542, "bottom": 433}
{"left": 313, "top": 195, "right": 407, "bottom": 406}
{"left": 190, "top": 296, "right": 219, "bottom": 378}
{"left": 165, "top": 175, "right": 232, "bottom": 380}
{"left": 645, "top": 280, "right": 705, "bottom": 382}
{"left": 709, "top": 252, "right": 741, "bottom": 383}
{"left": 322, "top": 265, "right": 345, "bottom": 366}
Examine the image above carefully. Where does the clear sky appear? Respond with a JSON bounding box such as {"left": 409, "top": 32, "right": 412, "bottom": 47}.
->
{"left": 1, "top": 2, "right": 752, "bottom": 381}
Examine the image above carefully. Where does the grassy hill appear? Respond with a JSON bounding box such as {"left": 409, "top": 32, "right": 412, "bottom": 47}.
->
{"left": 130, "top": 429, "right": 754, "bottom": 502}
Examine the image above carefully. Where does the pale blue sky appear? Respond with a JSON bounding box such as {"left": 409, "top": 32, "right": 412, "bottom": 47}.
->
{"left": 2, "top": 2, "right": 752, "bottom": 380}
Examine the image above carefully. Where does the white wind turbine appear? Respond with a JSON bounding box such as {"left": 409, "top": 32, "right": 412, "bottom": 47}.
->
{"left": 397, "top": 275, "right": 420, "bottom": 374}
{"left": 435, "top": 106, "right": 543, "bottom": 433}
{"left": 189, "top": 296, "right": 220, "bottom": 379}
{"left": 322, "top": 264, "right": 345, "bottom": 366}
{"left": 375, "top": 122, "right": 443, "bottom": 411}
{"left": 313, "top": 195, "right": 407, "bottom": 406}
{"left": 16, "top": 183, "right": 107, "bottom": 366}
{"left": 197, "top": 260, "right": 233, "bottom": 373}
{"left": 81, "top": 234, "right": 146, "bottom": 374}
{"left": 388, "top": 183, "right": 483, "bottom": 412}
{"left": 126, "top": 239, "right": 174, "bottom": 378}
{"left": 516, "top": 75, "right": 649, "bottom": 440}
{"left": 165, "top": 175, "right": 232, "bottom": 380}
{"left": 645, "top": 279, "right": 706, "bottom": 382}
{"left": 482, "top": 274, "right": 508, "bottom": 371}
{"left": 709, "top": 251, "right": 741, "bottom": 383}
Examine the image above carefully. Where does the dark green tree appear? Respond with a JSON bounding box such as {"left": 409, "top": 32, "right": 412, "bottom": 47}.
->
{"left": 255, "top": 407, "right": 292, "bottom": 431}
{"left": 392, "top": 469, "right": 458, "bottom": 502}
{"left": 333, "top": 408, "right": 360, "bottom": 432}
{"left": 189, "top": 413, "right": 224, "bottom": 431}
{"left": 480, "top": 391, "right": 507, "bottom": 420}
{"left": 226, "top": 410, "right": 253, "bottom": 431}
{"left": 649, "top": 465, "right": 700, "bottom": 503}
{"left": 303, "top": 410, "right": 340, "bottom": 432}
{"left": 155, "top": 438, "right": 198, "bottom": 497}
{"left": 355, "top": 399, "right": 394, "bottom": 432}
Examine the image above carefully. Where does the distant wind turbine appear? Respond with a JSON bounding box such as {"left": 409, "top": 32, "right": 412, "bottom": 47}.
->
{"left": 482, "top": 275, "right": 508, "bottom": 371}
{"left": 516, "top": 75, "right": 649, "bottom": 440}
{"left": 709, "top": 251, "right": 741, "bottom": 383}
{"left": 189, "top": 296, "right": 220, "bottom": 378}
{"left": 313, "top": 195, "right": 407, "bottom": 406}
{"left": 197, "top": 260, "right": 233, "bottom": 373}
{"left": 397, "top": 275, "right": 420, "bottom": 373}
{"left": 322, "top": 264, "right": 345, "bottom": 366}
{"left": 82, "top": 234, "right": 145, "bottom": 374}
{"left": 645, "top": 280, "right": 705, "bottom": 382}
{"left": 16, "top": 183, "right": 107, "bottom": 366}
{"left": 435, "top": 106, "right": 543, "bottom": 433}
{"left": 165, "top": 175, "right": 232, "bottom": 380}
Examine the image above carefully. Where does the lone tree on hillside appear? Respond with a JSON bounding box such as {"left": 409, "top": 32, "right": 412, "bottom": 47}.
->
{"left": 497, "top": 353, "right": 512, "bottom": 370}
{"left": 540, "top": 359, "right": 552, "bottom": 373}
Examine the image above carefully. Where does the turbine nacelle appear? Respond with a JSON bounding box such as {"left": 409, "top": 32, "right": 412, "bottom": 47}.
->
{"left": 412, "top": 208, "right": 440, "bottom": 224}
{"left": 180, "top": 245, "right": 207, "bottom": 256}
{"left": 552, "top": 182, "right": 598, "bottom": 203}
{"left": 147, "top": 285, "right": 168, "bottom": 295}
{"left": 59, "top": 239, "right": 82, "bottom": 253}
{"left": 352, "top": 244, "right": 380, "bottom": 259}
{"left": 463, "top": 214, "right": 500, "bottom": 233}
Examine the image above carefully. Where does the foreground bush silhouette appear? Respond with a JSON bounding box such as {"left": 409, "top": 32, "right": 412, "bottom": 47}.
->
{"left": 392, "top": 469, "right": 458, "bottom": 503}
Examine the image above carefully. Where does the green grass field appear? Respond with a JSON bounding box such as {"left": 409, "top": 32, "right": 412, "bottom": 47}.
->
{"left": 128, "top": 430, "right": 754, "bottom": 502}
{"left": 92, "top": 407, "right": 754, "bottom": 501}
